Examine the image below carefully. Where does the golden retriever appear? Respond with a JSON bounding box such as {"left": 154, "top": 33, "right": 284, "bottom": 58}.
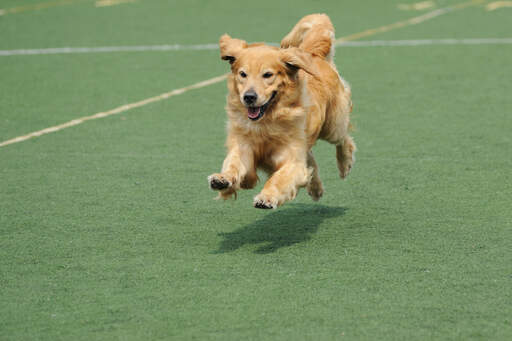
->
{"left": 208, "top": 14, "right": 356, "bottom": 209}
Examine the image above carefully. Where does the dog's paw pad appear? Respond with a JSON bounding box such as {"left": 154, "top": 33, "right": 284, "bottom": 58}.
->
{"left": 253, "top": 195, "right": 278, "bottom": 209}
{"left": 254, "top": 201, "right": 274, "bottom": 209}
{"left": 208, "top": 175, "right": 231, "bottom": 190}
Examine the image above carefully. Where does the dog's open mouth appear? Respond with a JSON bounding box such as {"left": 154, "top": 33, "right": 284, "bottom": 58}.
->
{"left": 247, "top": 91, "right": 277, "bottom": 121}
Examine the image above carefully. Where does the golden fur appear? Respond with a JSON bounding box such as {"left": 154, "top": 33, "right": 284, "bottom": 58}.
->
{"left": 208, "top": 14, "right": 356, "bottom": 209}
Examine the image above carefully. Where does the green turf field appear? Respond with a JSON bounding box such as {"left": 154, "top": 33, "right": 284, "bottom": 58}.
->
{"left": 1, "top": 0, "right": 511, "bottom": 340}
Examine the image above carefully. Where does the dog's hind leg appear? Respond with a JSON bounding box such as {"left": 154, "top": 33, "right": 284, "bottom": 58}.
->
{"left": 321, "top": 104, "right": 356, "bottom": 179}
{"left": 306, "top": 150, "right": 324, "bottom": 201}
{"left": 320, "top": 83, "right": 356, "bottom": 180}
{"left": 336, "top": 135, "right": 356, "bottom": 179}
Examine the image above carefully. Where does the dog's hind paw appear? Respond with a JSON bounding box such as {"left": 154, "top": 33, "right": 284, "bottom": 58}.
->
{"left": 208, "top": 174, "right": 232, "bottom": 191}
{"left": 338, "top": 163, "right": 353, "bottom": 179}
{"left": 253, "top": 194, "right": 278, "bottom": 209}
{"left": 307, "top": 182, "right": 324, "bottom": 201}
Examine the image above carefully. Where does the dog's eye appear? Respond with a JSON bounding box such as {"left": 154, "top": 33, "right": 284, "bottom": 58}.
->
{"left": 262, "top": 72, "right": 273, "bottom": 79}
{"left": 239, "top": 71, "right": 247, "bottom": 78}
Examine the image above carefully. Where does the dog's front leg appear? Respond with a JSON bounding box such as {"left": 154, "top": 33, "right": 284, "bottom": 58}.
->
{"left": 253, "top": 155, "right": 311, "bottom": 209}
{"left": 208, "top": 143, "right": 255, "bottom": 199}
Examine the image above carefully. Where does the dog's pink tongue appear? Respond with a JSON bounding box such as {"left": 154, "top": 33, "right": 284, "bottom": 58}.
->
{"left": 247, "top": 107, "right": 260, "bottom": 119}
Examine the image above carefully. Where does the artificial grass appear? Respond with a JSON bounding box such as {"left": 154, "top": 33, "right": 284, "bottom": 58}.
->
{"left": 0, "top": 50, "right": 226, "bottom": 141}
{"left": 1, "top": 0, "right": 511, "bottom": 340}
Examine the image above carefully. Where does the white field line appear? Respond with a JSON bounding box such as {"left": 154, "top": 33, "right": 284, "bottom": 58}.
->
{"left": 95, "top": 0, "right": 136, "bottom": 7}
{"left": 334, "top": 0, "right": 485, "bottom": 43}
{"left": 397, "top": 1, "right": 436, "bottom": 11}
{"left": 1, "top": 38, "right": 512, "bottom": 56}
{"left": 0, "top": 74, "right": 227, "bottom": 148}
{"left": 0, "top": 0, "right": 88, "bottom": 15}
{"left": 336, "top": 38, "right": 512, "bottom": 47}
{"left": 0, "top": 44, "right": 219, "bottom": 56}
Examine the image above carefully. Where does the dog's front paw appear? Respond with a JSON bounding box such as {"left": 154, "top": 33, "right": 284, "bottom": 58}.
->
{"left": 208, "top": 174, "right": 232, "bottom": 191}
{"left": 253, "top": 193, "right": 278, "bottom": 209}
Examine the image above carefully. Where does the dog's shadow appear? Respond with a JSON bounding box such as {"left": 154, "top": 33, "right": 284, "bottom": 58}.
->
{"left": 214, "top": 203, "right": 347, "bottom": 254}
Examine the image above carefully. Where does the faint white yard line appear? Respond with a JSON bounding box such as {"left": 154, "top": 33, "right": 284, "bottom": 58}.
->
{"left": 0, "top": 0, "right": 135, "bottom": 16}
{"left": 0, "top": 0, "right": 87, "bottom": 15}
{"left": 335, "top": 0, "right": 485, "bottom": 43}
{"left": 0, "top": 74, "right": 228, "bottom": 148}
{"left": 336, "top": 38, "right": 512, "bottom": 47}
{"left": 95, "top": 0, "right": 136, "bottom": 7}
{"left": 0, "top": 44, "right": 219, "bottom": 56}
{"left": 397, "top": 1, "right": 436, "bottom": 11}
{"left": 486, "top": 1, "right": 512, "bottom": 10}
{"left": 1, "top": 38, "right": 511, "bottom": 56}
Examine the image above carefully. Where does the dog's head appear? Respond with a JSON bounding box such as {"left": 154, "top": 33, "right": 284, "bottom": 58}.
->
{"left": 219, "top": 34, "right": 317, "bottom": 121}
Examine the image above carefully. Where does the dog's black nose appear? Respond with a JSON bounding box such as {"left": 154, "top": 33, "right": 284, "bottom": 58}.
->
{"left": 243, "top": 91, "right": 257, "bottom": 105}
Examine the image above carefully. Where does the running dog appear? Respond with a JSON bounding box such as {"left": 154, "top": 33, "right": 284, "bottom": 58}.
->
{"left": 208, "top": 14, "right": 356, "bottom": 209}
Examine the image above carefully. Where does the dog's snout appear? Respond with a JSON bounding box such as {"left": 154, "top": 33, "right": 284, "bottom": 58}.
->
{"left": 243, "top": 91, "right": 258, "bottom": 105}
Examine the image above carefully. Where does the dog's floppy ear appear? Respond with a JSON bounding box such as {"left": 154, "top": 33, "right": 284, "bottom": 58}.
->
{"left": 280, "top": 47, "right": 318, "bottom": 78}
{"left": 219, "top": 34, "right": 247, "bottom": 65}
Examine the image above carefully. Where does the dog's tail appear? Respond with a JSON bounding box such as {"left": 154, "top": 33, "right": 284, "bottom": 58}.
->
{"left": 281, "top": 14, "right": 335, "bottom": 63}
